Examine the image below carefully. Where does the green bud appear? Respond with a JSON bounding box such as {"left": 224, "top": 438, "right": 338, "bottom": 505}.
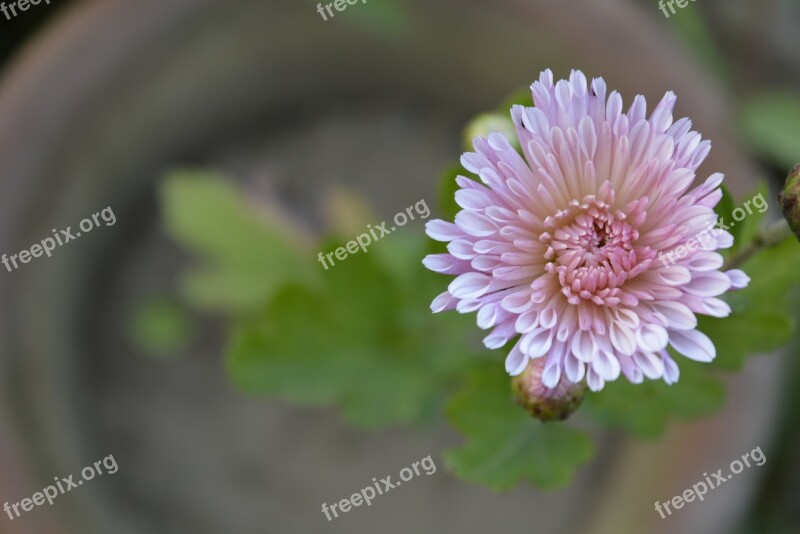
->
{"left": 511, "top": 359, "right": 586, "bottom": 422}
{"left": 462, "top": 113, "right": 518, "bottom": 152}
{"left": 778, "top": 163, "right": 800, "bottom": 241}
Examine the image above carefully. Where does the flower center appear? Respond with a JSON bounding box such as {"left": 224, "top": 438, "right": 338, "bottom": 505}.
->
{"left": 540, "top": 196, "right": 654, "bottom": 306}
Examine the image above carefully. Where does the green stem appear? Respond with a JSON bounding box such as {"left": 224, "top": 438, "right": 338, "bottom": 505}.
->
{"left": 723, "top": 219, "right": 792, "bottom": 270}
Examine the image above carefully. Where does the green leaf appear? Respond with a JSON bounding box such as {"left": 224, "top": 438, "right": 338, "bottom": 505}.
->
{"left": 438, "top": 164, "right": 464, "bottom": 222}
{"left": 701, "top": 311, "right": 793, "bottom": 371}
{"left": 585, "top": 359, "right": 725, "bottom": 438}
{"left": 179, "top": 269, "right": 288, "bottom": 313}
{"left": 668, "top": 7, "right": 729, "bottom": 81}
{"left": 445, "top": 363, "right": 595, "bottom": 489}
{"left": 741, "top": 92, "right": 800, "bottom": 169}
{"left": 129, "top": 298, "right": 194, "bottom": 357}
{"left": 500, "top": 88, "right": 533, "bottom": 110}
{"left": 342, "top": 0, "right": 411, "bottom": 40}
{"left": 227, "top": 237, "right": 483, "bottom": 428}
{"left": 714, "top": 183, "right": 737, "bottom": 247}
{"left": 227, "top": 286, "right": 361, "bottom": 405}
{"left": 714, "top": 183, "right": 736, "bottom": 221}
{"left": 159, "top": 170, "right": 317, "bottom": 312}
{"left": 727, "top": 236, "right": 800, "bottom": 314}
{"left": 732, "top": 182, "right": 769, "bottom": 251}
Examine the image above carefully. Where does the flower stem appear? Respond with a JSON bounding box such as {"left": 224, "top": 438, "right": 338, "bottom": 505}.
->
{"left": 723, "top": 219, "right": 793, "bottom": 270}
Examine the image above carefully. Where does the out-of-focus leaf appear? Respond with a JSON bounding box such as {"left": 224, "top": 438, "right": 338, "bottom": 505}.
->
{"left": 500, "top": 88, "right": 533, "bottom": 110}
{"left": 343, "top": 0, "right": 411, "bottom": 40}
{"left": 438, "top": 164, "right": 464, "bottom": 222}
{"left": 159, "top": 170, "right": 317, "bottom": 312}
{"left": 130, "top": 298, "right": 194, "bottom": 357}
{"left": 732, "top": 182, "right": 769, "bottom": 251}
{"left": 714, "top": 183, "right": 737, "bottom": 249}
{"left": 727, "top": 236, "right": 800, "bottom": 314}
{"left": 227, "top": 286, "right": 362, "bottom": 405}
{"left": 180, "top": 269, "right": 286, "bottom": 312}
{"left": 669, "top": 7, "right": 729, "bottom": 81}
{"left": 702, "top": 183, "right": 795, "bottom": 369}
{"left": 717, "top": 182, "right": 770, "bottom": 255}
{"left": 228, "top": 237, "right": 484, "bottom": 428}
{"left": 701, "top": 311, "right": 793, "bottom": 371}
{"left": 585, "top": 359, "right": 725, "bottom": 438}
{"left": 741, "top": 92, "right": 800, "bottom": 169}
{"left": 714, "top": 183, "right": 736, "bottom": 221}
{"left": 323, "top": 186, "right": 377, "bottom": 238}
{"left": 445, "top": 363, "right": 595, "bottom": 489}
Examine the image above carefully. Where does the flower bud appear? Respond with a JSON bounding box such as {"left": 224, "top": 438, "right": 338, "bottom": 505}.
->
{"left": 462, "top": 113, "right": 518, "bottom": 151}
{"left": 779, "top": 163, "right": 800, "bottom": 241}
{"left": 511, "top": 358, "right": 586, "bottom": 422}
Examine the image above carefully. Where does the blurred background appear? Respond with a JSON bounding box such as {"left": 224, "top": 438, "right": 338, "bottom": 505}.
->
{"left": 0, "top": 0, "right": 798, "bottom": 533}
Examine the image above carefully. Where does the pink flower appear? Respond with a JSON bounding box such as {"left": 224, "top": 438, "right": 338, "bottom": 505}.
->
{"left": 424, "top": 69, "right": 749, "bottom": 392}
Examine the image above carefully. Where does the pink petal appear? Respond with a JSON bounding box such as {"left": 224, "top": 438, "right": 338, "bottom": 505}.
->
{"left": 652, "top": 301, "right": 697, "bottom": 330}
{"left": 669, "top": 329, "right": 716, "bottom": 362}
{"left": 636, "top": 323, "right": 669, "bottom": 352}
{"left": 683, "top": 271, "right": 731, "bottom": 298}
{"left": 448, "top": 272, "right": 491, "bottom": 299}
{"left": 426, "top": 220, "right": 464, "bottom": 241}
{"left": 726, "top": 269, "right": 750, "bottom": 289}
{"left": 592, "top": 350, "right": 621, "bottom": 381}
{"left": 634, "top": 351, "right": 665, "bottom": 379}
{"left": 505, "top": 344, "right": 529, "bottom": 376}
{"left": 430, "top": 291, "right": 457, "bottom": 313}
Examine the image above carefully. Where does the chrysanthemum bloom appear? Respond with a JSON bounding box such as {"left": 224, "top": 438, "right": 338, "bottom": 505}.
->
{"left": 424, "top": 69, "right": 749, "bottom": 399}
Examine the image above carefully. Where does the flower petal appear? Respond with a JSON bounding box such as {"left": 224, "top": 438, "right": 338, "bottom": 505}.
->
{"left": 505, "top": 344, "right": 529, "bottom": 376}
{"left": 592, "top": 350, "right": 621, "bottom": 381}
{"left": 448, "top": 272, "right": 491, "bottom": 299}
{"left": 669, "top": 329, "right": 716, "bottom": 362}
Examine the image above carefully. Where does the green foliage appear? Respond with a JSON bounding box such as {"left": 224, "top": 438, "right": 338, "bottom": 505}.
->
{"left": 700, "top": 311, "right": 793, "bottom": 371}
{"left": 438, "top": 164, "right": 463, "bottom": 222}
{"left": 714, "top": 183, "right": 736, "bottom": 222}
{"left": 734, "top": 182, "right": 768, "bottom": 250}
{"left": 228, "top": 234, "right": 483, "bottom": 428}
{"left": 446, "top": 363, "right": 595, "bottom": 489}
{"left": 159, "top": 170, "right": 317, "bottom": 312}
{"left": 705, "top": 235, "right": 800, "bottom": 370}
{"left": 342, "top": 0, "right": 411, "bottom": 40}
{"left": 668, "top": 6, "right": 730, "bottom": 81}
{"left": 714, "top": 183, "right": 738, "bottom": 251}
{"left": 741, "top": 92, "right": 800, "bottom": 169}
{"left": 500, "top": 88, "right": 533, "bottom": 109}
{"left": 715, "top": 182, "right": 768, "bottom": 255}
{"left": 130, "top": 298, "right": 194, "bottom": 357}
{"left": 585, "top": 359, "right": 725, "bottom": 438}
{"left": 727, "top": 236, "right": 800, "bottom": 315}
